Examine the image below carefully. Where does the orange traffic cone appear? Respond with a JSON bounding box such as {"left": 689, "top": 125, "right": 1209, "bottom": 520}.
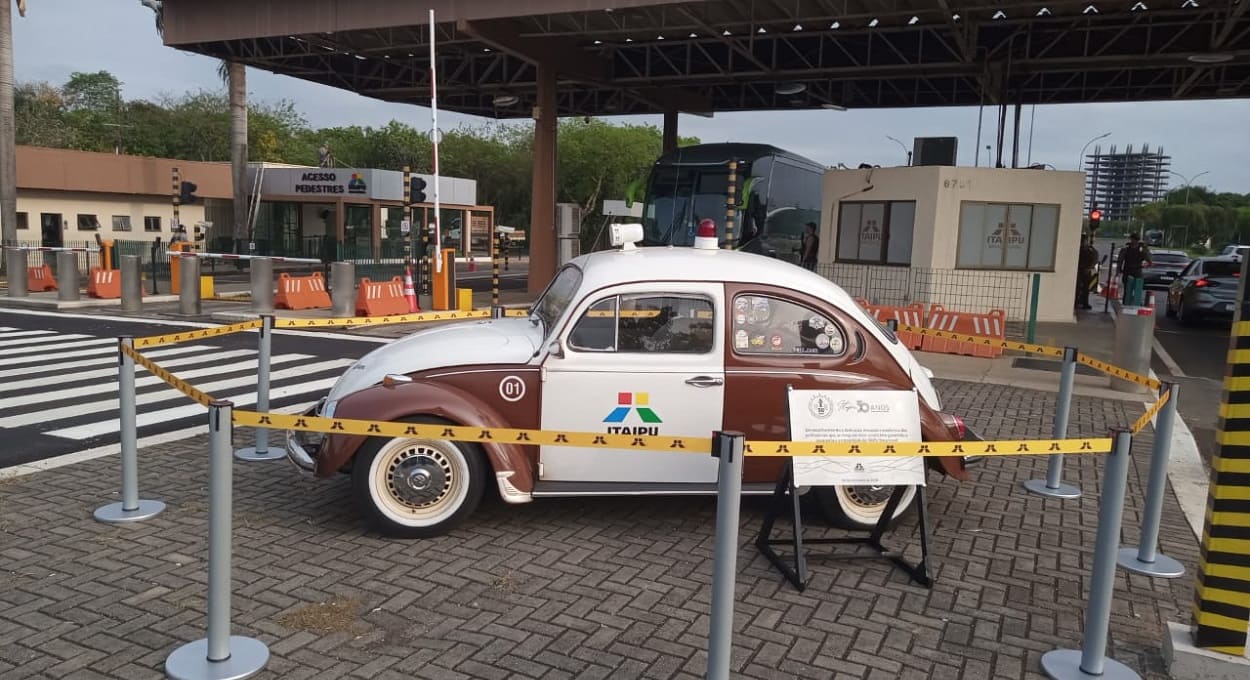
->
{"left": 403, "top": 266, "right": 419, "bottom": 312}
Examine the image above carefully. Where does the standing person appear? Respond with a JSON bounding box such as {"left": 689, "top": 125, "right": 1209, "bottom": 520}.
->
{"left": 1076, "top": 233, "right": 1098, "bottom": 310}
{"left": 800, "top": 222, "right": 819, "bottom": 271}
{"left": 1116, "top": 233, "right": 1152, "bottom": 304}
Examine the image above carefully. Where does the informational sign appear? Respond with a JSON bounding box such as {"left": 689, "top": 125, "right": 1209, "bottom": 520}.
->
{"left": 400, "top": 219, "right": 411, "bottom": 235}
{"left": 787, "top": 389, "right": 925, "bottom": 487}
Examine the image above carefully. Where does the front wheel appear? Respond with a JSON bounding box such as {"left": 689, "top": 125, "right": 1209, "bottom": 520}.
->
{"left": 352, "top": 418, "right": 486, "bottom": 538}
{"left": 812, "top": 484, "right": 917, "bottom": 530}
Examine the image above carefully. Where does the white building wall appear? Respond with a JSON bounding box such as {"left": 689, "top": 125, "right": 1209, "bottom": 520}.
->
{"left": 14, "top": 190, "right": 209, "bottom": 243}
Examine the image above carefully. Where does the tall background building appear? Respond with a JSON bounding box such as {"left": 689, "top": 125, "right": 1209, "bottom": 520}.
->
{"left": 1083, "top": 144, "right": 1171, "bottom": 222}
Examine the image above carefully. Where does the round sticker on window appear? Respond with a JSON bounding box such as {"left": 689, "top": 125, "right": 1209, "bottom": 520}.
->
{"left": 735, "top": 312, "right": 747, "bottom": 326}
{"left": 808, "top": 316, "right": 826, "bottom": 330}
{"left": 827, "top": 333, "right": 845, "bottom": 354}
{"left": 815, "top": 333, "right": 830, "bottom": 350}
{"left": 770, "top": 334, "right": 783, "bottom": 350}
{"left": 824, "top": 324, "right": 837, "bottom": 336}
{"left": 752, "top": 298, "right": 771, "bottom": 323}
{"left": 734, "top": 298, "right": 749, "bottom": 314}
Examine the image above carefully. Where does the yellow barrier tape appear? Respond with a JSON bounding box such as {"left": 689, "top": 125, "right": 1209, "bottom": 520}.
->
{"left": 134, "top": 319, "right": 263, "bottom": 349}
{"left": 1131, "top": 390, "right": 1170, "bottom": 435}
{"left": 505, "top": 309, "right": 529, "bottom": 317}
{"left": 123, "top": 344, "right": 213, "bottom": 406}
{"left": 895, "top": 323, "right": 1063, "bottom": 358}
{"left": 1077, "top": 354, "right": 1162, "bottom": 390}
{"left": 271, "top": 310, "right": 490, "bottom": 329}
{"left": 233, "top": 409, "right": 1111, "bottom": 457}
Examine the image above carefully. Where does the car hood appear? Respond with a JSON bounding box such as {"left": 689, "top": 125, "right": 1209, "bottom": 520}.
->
{"left": 325, "top": 318, "right": 542, "bottom": 406}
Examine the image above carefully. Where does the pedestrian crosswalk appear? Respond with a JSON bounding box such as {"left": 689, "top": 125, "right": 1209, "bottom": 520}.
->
{"left": 0, "top": 325, "right": 354, "bottom": 463}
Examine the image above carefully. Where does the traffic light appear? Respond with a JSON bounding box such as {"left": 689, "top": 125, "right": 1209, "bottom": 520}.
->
{"left": 409, "top": 176, "right": 427, "bottom": 205}
{"left": 179, "top": 180, "right": 199, "bottom": 204}
{"left": 1088, "top": 208, "right": 1102, "bottom": 232}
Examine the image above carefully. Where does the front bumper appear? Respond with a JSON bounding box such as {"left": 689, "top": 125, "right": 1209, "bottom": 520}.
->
{"left": 284, "top": 400, "right": 324, "bottom": 474}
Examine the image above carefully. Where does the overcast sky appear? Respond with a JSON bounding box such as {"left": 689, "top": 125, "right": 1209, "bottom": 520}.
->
{"left": 12, "top": 0, "right": 1250, "bottom": 193}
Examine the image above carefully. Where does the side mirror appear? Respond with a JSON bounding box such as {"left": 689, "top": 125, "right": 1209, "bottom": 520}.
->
{"left": 547, "top": 339, "right": 564, "bottom": 358}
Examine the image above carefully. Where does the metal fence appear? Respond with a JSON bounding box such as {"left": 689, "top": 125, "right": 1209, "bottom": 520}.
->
{"left": 816, "top": 261, "right": 1035, "bottom": 337}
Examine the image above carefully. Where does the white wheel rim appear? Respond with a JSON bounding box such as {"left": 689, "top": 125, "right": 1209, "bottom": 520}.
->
{"left": 833, "top": 485, "right": 915, "bottom": 526}
{"left": 368, "top": 438, "right": 469, "bottom": 528}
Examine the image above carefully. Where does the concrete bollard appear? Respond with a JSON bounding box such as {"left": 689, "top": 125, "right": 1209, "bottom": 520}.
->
{"left": 56, "top": 251, "right": 80, "bottom": 301}
{"left": 1111, "top": 307, "right": 1153, "bottom": 392}
{"left": 120, "top": 255, "right": 142, "bottom": 312}
{"left": 249, "top": 257, "right": 274, "bottom": 314}
{"left": 6, "top": 248, "right": 27, "bottom": 297}
{"left": 179, "top": 256, "right": 201, "bottom": 315}
{"left": 707, "top": 431, "right": 745, "bottom": 680}
{"left": 330, "top": 261, "right": 355, "bottom": 318}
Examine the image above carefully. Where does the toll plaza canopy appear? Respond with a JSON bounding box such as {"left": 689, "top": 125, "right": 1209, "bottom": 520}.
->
{"left": 156, "top": 0, "right": 1250, "bottom": 290}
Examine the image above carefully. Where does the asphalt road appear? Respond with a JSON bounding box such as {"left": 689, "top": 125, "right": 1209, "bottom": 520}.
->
{"left": 0, "top": 309, "right": 381, "bottom": 468}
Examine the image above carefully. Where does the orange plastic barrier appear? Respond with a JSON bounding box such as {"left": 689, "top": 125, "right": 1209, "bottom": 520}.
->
{"left": 26, "top": 265, "right": 57, "bottom": 292}
{"left": 922, "top": 305, "right": 1007, "bottom": 358}
{"left": 275, "top": 272, "right": 332, "bottom": 310}
{"left": 854, "top": 299, "right": 927, "bottom": 349}
{"left": 86, "top": 267, "right": 121, "bottom": 299}
{"left": 355, "top": 276, "right": 409, "bottom": 316}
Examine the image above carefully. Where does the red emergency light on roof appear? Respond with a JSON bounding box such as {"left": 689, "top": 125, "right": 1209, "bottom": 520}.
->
{"left": 694, "top": 219, "right": 719, "bottom": 250}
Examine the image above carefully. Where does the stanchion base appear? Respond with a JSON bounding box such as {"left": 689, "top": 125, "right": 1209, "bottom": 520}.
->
{"left": 1023, "top": 479, "right": 1081, "bottom": 499}
{"left": 165, "top": 636, "right": 269, "bottom": 680}
{"left": 233, "top": 446, "right": 285, "bottom": 462}
{"left": 1041, "top": 650, "right": 1140, "bottom": 680}
{"left": 1116, "top": 547, "right": 1186, "bottom": 578}
{"left": 93, "top": 499, "right": 166, "bottom": 524}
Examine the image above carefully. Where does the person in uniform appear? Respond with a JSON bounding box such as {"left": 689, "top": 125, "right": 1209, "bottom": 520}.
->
{"left": 800, "top": 222, "right": 819, "bottom": 271}
{"left": 1116, "top": 233, "right": 1153, "bottom": 304}
{"left": 1076, "top": 233, "right": 1098, "bottom": 310}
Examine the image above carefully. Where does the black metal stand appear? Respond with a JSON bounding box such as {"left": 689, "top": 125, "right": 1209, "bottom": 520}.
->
{"left": 754, "top": 460, "right": 933, "bottom": 591}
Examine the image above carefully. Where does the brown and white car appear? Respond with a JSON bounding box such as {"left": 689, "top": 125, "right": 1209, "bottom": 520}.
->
{"left": 287, "top": 224, "right": 975, "bottom": 538}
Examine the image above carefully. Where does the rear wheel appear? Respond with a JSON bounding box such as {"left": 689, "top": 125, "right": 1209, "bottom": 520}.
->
{"left": 352, "top": 417, "right": 486, "bottom": 538}
{"left": 812, "top": 484, "right": 917, "bottom": 530}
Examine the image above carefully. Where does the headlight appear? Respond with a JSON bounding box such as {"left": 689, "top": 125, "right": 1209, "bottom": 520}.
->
{"left": 322, "top": 400, "right": 337, "bottom": 418}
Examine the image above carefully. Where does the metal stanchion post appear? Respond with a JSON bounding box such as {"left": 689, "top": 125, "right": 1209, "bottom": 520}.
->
{"left": 250, "top": 257, "right": 273, "bottom": 314}
{"left": 491, "top": 305, "right": 506, "bottom": 319}
{"left": 56, "top": 251, "right": 80, "bottom": 302}
{"left": 179, "top": 256, "right": 201, "bottom": 315}
{"left": 235, "top": 316, "right": 281, "bottom": 462}
{"left": 1040, "top": 430, "right": 1139, "bottom": 680}
{"left": 7, "top": 248, "right": 27, "bottom": 297}
{"left": 94, "top": 337, "right": 165, "bottom": 524}
{"left": 706, "top": 431, "right": 745, "bottom": 680}
{"left": 120, "top": 254, "right": 142, "bottom": 312}
{"left": 1024, "top": 347, "right": 1082, "bottom": 498}
{"left": 1118, "top": 383, "right": 1185, "bottom": 578}
{"left": 166, "top": 401, "right": 270, "bottom": 680}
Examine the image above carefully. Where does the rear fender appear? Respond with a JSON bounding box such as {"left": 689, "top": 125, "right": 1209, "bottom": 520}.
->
{"left": 315, "top": 381, "right": 535, "bottom": 496}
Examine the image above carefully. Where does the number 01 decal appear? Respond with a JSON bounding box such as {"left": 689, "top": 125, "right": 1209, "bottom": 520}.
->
{"left": 499, "top": 376, "right": 527, "bottom": 402}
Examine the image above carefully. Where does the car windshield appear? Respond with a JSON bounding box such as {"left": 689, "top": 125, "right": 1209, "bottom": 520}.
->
{"left": 530, "top": 265, "right": 583, "bottom": 336}
{"left": 1205, "top": 261, "right": 1243, "bottom": 277}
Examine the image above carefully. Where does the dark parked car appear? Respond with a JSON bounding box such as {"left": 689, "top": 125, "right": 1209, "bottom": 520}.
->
{"left": 1140, "top": 249, "right": 1191, "bottom": 290}
{"left": 1166, "top": 256, "right": 1244, "bottom": 324}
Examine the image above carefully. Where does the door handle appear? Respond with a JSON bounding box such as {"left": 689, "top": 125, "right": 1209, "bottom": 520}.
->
{"left": 685, "top": 376, "right": 723, "bottom": 387}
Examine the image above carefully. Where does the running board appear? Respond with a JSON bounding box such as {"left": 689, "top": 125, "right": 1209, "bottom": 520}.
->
{"left": 531, "top": 481, "right": 780, "bottom": 497}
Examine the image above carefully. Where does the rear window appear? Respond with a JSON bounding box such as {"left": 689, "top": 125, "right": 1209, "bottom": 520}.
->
{"left": 1205, "top": 261, "right": 1243, "bottom": 277}
{"left": 1152, "top": 254, "right": 1188, "bottom": 264}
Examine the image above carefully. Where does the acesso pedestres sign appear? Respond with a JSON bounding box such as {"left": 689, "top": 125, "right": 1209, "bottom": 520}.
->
{"left": 255, "top": 168, "right": 374, "bottom": 198}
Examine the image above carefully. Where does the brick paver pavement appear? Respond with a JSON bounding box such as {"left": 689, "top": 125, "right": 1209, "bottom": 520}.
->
{"left": 0, "top": 379, "right": 1198, "bottom": 679}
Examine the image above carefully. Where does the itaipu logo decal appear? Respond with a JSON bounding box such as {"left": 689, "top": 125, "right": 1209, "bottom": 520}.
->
{"left": 603, "top": 392, "right": 662, "bottom": 435}
{"left": 348, "top": 172, "right": 367, "bottom": 194}
{"left": 987, "top": 222, "right": 1026, "bottom": 247}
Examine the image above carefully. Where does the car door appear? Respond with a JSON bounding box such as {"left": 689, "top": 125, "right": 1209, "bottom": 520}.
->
{"left": 539, "top": 282, "right": 724, "bottom": 483}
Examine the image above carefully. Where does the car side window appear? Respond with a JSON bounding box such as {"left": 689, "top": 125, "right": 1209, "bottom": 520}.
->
{"left": 731, "top": 294, "right": 847, "bottom": 356}
{"left": 568, "top": 294, "right": 715, "bottom": 354}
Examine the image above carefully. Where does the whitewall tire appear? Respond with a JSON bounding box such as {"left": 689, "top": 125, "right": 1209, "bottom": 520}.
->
{"left": 812, "top": 484, "right": 917, "bottom": 530}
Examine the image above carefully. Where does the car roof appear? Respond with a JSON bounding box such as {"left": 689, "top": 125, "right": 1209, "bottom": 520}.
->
{"left": 1151, "top": 250, "right": 1188, "bottom": 257}
{"left": 572, "top": 246, "right": 861, "bottom": 308}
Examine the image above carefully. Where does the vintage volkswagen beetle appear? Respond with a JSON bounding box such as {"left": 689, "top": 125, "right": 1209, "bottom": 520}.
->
{"left": 288, "top": 223, "right": 974, "bottom": 537}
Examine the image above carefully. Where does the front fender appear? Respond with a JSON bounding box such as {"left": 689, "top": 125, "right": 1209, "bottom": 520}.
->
{"left": 316, "top": 381, "right": 536, "bottom": 496}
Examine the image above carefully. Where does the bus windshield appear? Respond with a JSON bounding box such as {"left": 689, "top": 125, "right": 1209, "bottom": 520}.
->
{"left": 641, "top": 164, "right": 737, "bottom": 246}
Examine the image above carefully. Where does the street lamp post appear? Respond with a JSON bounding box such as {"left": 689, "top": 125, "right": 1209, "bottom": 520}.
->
{"left": 1169, "top": 170, "right": 1210, "bottom": 206}
{"left": 885, "top": 135, "right": 912, "bottom": 166}
{"left": 1077, "top": 132, "right": 1112, "bottom": 172}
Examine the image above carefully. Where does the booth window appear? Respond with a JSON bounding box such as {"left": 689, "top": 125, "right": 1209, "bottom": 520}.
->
{"left": 835, "top": 201, "right": 915, "bottom": 265}
{"left": 956, "top": 201, "right": 1059, "bottom": 271}
{"left": 569, "top": 294, "right": 714, "bottom": 354}
{"left": 77, "top": 214, "right": 100, "bottom": 231}
{"left": 144, "top": 216, "right": 161, "bottom": 232}
{"left": 112, "top": 215, "right": 132, "bottom": 232}
{"left": 15, "top": 212, "right": 27, "bottom": 230}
